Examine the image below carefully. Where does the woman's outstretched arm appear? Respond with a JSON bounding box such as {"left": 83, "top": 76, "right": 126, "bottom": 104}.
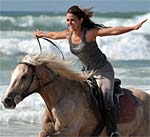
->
{"left": 33, "top": 29, "right": 69, "bottom": 39}
{"left": 97, "top": 19, "right": 147, "bottom": 37}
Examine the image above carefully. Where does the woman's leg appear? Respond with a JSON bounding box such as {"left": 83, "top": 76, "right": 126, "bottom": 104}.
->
{"left": 96, "top": 76, "right": 118, "bottom": 137}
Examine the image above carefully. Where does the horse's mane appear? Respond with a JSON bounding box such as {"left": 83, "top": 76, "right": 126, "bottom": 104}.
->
{"left": 22, "top": 54, "right": 90, "bottom": 81}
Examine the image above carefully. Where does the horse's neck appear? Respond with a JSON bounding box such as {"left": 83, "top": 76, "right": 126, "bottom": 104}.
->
{"left": 34, "top": 65, "right": 57, "bottom": 107}
{"left": 39, "top": 75, "right": 83, "bottom": 109}
{"left": 39, "top": 76, "right": 70, "bottom": 107}
{"left": 39, "top": 84, "right": 59, "bottom": 109}
{"left": 36, "top": 65, "right": 85, "bottom": 108}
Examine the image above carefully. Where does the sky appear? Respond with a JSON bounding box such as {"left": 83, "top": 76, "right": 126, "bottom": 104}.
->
{"left": 0, "top": 0, "right": 150, "bottom": 13}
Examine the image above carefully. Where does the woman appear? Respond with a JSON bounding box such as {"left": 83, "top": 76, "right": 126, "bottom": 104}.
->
{"left": 34, "top": 5, "right": 147, "bottom": 137}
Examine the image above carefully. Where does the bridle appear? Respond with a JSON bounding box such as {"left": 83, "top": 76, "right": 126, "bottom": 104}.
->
{"left": 18, "top": 62, "right": 59, "bottom": 124}
{"left": 19, "top": 62, "right": 60, "bottom": 99}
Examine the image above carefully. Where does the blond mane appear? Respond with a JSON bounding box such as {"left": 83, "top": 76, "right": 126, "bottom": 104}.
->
{"left": 22, "top": 54, "right": 90, "bottom": 81}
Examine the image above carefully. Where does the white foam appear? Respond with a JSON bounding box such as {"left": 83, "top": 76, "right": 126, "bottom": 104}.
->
{"left": 17, "top": 16, "right": 34, "bottom": 27}
{"left": 0, "top": 30, "right": 149, "bottom": 60}
{"left": 0, "top": 16, "right": 15, "bottom": 23}
{"left": 97, "top": 33, "right": 150, "bottom": 60}
{"left": 93, "top": 13, "right": 150, "bottom": 34}
{"left": 0, "top": 94, "right": 45, "bottom": 124}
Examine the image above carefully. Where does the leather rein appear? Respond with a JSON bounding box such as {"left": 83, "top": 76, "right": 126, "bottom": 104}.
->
{"left": 36, "top": 36, "right": 65, "bottom": 60}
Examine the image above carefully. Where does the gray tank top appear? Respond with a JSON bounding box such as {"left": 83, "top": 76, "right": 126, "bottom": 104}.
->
{"left": 69, "top": 28, "right": 107, "bottom": 71}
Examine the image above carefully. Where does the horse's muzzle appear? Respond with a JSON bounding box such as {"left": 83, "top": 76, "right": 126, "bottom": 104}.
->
{"left": 1, "top": 97, "right": 16, "bottom": 109}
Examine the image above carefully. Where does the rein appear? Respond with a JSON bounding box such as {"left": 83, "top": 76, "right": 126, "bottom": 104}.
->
{"left": 19, "top": 62, "right": 59, "bottom": 98}
{"left": 36, "top": 37, "right": 65, "bottom": 60}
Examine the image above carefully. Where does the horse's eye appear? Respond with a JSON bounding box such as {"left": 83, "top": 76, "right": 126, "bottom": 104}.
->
{"left": 21, "top": 75, "right": 27, "bottom": 80}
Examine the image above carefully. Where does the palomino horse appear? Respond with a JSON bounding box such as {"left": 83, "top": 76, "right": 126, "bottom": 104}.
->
{"left": 1, "top": 54, "right": 150, "bottom": 137}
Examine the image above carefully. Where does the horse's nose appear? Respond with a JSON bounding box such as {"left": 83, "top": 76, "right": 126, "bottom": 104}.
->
{"left": 4, "top": 97, "right": 12, "bottom": 104}
{"left": 2, "top": 97, "right": 13, "bottom": 107}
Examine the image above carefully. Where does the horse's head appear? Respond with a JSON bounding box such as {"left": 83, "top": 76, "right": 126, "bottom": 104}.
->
{"left": 1, "top": 59, "right": 38, "bottom": 109}
{"left": 1, "top": 54, "right": 46, "bottom": 109}
{"left": 1, "top": 54, "right": 61, "bottom": 109}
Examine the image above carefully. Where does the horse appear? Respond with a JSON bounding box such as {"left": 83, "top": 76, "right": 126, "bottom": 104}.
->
{"left": 1, "top": 53, "right": 150, "bottom": 137}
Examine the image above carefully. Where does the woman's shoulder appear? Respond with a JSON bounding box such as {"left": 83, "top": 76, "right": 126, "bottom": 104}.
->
{"left": 63, "top": 29, "right": 71, "bottom": 39}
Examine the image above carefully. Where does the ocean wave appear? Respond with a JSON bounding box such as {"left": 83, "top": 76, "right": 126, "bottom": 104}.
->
{"left": 0, "top": 94, "right": 44, "bottom": 124}
{"left": 0, "top": 13, "right": 150, "bottom": 60}
{"left": 94, "top": 12, "right": 150, "bottom": 34}
{"left": 0, "top": 14, "right": 66, "bottom": 31}
{"left": 0, "top": 12, "right": 149, "bottom": 32}
{"left": 99, "top": 33, "right": 150, "bottom": 60}
{"left": 0, "top": 30, "right": 150, "bottom": 60}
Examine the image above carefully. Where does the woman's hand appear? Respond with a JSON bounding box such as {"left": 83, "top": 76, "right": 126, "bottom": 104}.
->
{"left": 133, "top": 19, "right": 148, "bottom": 30}
{"left": 33, "top": 30, "right": 44, "bottom": 38}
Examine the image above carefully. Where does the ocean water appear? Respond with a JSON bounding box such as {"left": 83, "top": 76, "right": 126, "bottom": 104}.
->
{"left": 0, "top": 11, "right": 150, "bottom": 136}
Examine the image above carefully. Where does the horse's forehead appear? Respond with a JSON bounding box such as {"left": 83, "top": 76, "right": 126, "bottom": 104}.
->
{"left": 14, "top": 55, "right": 39, "bottom": 75}
{"left": 14, "top": 64, "right": 26, "bottom": 74}
{"left": 11, "top": 65, "right": 24, "bottom": 81}
{"left": 14, "top": 55, "right": 33, "bottom": 75}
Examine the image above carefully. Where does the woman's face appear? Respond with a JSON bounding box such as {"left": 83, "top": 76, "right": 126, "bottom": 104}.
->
{"left": 66, "top": 13, "right": 83, "bottom": 31}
